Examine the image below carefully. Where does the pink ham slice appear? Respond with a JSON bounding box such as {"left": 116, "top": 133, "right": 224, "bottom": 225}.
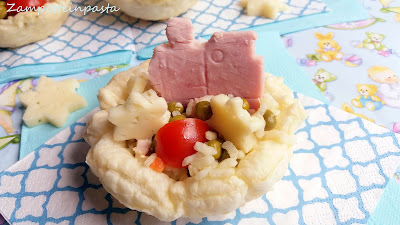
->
{"left": 205, "top": 31, "right": 264, "bottom": 100}
{"left": 149, "top": 18, "right": 207, "bottom": 104}
{"left": 149, "top": 18, "right": 265, "bottom": 108}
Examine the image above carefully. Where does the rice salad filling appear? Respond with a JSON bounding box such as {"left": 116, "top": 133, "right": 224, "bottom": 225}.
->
{"left": 84, "top": 60, "right": 307, "bottom": 221}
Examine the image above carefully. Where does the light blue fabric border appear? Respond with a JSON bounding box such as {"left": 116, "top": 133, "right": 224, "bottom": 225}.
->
{"left": 367, "top": 178, "right": 400, "bottom": 225}
{"left": 137, "top": 0, "right": 369, "bottom": 60}
{"left": 0, "top": 50, "right": 133, "bottom": 84}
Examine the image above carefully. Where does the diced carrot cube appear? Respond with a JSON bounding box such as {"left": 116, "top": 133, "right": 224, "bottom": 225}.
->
{"left": 150, "top": 157, "right": 165, "bottom": 172}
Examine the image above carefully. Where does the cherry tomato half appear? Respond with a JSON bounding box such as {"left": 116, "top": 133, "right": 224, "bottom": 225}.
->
{"left": 6, "top": 0, "right": 47, "bottom": 16}
{"left": 155, "top": 118, "right": 209, "bottom": 168}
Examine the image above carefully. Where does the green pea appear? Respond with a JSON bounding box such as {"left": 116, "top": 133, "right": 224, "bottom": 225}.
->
{"left": 207, "top": 140, "right": 222, "bottom": 160}
{"left": 218, "top": 149, "right": 230, "bottom": 162}
{"left": 241, "top": 98, "right": 250, "bottom": 111}
{"left": 195, "top": 101, "right": 213, "bottom": 121}
{"left": 169, "top": 114, "right": 186, "bottom": 122}
{"left": 263, "top": 110, "right": 277, "bottom": 131}
{"left": 0, "top": 6, "right": 7, "bottom": 20}
{"left": 167, "top": 101, "right": 184, "bottom": 114}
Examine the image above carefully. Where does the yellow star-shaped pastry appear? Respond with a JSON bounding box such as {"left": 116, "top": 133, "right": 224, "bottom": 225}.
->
{"left": 18, "top": 76, "right": 87, "bottom": 127}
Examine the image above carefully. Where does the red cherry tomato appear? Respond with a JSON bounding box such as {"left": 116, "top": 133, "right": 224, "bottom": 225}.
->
{"left": 155, "top": 118, "right": 209, "bottom": 168}
{"left": 6, "top": 0, "right": 47, "bottom": 16}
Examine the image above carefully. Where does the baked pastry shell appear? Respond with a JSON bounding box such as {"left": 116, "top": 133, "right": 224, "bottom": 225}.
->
{"left": 0, "top": 0, "right": 71, "bottom": 48}
{"left": 84, "top": 60, "right": 307, "bottom": 221}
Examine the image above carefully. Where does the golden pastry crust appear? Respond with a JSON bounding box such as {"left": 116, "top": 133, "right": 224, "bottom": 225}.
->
{"left": 0, "top": 0, "right": 71, "bottom": 48}
{"left": 106, "top": 0, "right": 198, "bottom": 21}
{"left": 85, "top": 60, "right": 307, "bottom": 221}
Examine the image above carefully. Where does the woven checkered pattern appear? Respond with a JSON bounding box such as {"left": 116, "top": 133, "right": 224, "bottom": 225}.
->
{"left": 0, "top": 94, "right": 399, "bottom": 224}
{"left": 0, "top": 0, "right": 328, "bottom": 73}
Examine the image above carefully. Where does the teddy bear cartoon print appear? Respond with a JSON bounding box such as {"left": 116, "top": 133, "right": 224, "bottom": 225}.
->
{"left": 313, "top": 69, "right": 337, "bottom": 92}
{"left": 351, "top": 84, "right": 384, "bottom": 111}
{"left": 84, "top": 18, "right": 307, "bottom": 221}
{"left": 358, "top": 32, "right": 388, "bottom": 52}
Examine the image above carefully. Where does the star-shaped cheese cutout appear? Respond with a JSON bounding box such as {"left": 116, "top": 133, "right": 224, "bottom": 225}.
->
{"left": 241, "top": 0, "right": 288, "bottom": 19}
{"left": 207, "top": 94, "right": 265, "bottom": 153}
{"left": 18, "top": 76, "right": 87, "bottom": 127}
{"left": 108, "top": 88, "right": 170, "bottom": 141}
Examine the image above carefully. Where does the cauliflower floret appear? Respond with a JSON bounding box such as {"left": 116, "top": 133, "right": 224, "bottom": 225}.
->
{"left": 108, "top": 88, "right": 170, "bottom": 141}
{"left": 207, "top": 94, "right": 265, "bottom": 153}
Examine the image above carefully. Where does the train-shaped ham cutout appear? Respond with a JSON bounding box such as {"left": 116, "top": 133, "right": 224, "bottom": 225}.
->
{"left": 149, "top": 18, "right": 265, "bottom": 109}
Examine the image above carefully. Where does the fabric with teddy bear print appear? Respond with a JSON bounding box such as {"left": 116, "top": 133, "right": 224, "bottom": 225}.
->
{"left": 351, "top": 84, "right": 384, "bottom": 111}
{"left": 286, "top": 0, "right": 400, "bottom": 134}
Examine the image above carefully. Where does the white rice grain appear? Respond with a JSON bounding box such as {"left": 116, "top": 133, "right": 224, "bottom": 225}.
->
{"left": 205, "top": 131, "right": 217, "bottom": 141}
{"left": 194, "top": 142, "right": 217, "bottom": 155}
{"left": 194, "top": 167, "right": 212, "bottom": 180}
{"left": 172, "top": 111, "right": 181, "bottom": 117}
{"left": 144, "top": 153, "right": 157, "bottom": 167}
{"left": 186, "top": 99, "right": 195, "bottom": 117}
{"left": 182, "top": 152, "right": 201, "bottom": 167}
{"left": 176, "top": 102, "right": 184, "bottom": 108}
{"left": 191, "top": 155, "right": 217, "bottom": 169}
{"left": 188, "top": 164, "right": 199, "bottom": 177}
{"left": 222, "top": 141, "right": 238, "bottom": 160}
{"left": 218, "top": 158, "right": 238, "bottom": 168}
{"left": 256, "top": 95, "right": 269, "bottom": 116}
{"left": 255, "top": 128, "right": 265, "bottom": 139}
